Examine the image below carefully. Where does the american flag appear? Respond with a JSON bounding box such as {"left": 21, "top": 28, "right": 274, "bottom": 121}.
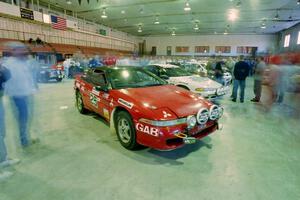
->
{"left": 51, "top": 15, "right": 67, "bottom": 30}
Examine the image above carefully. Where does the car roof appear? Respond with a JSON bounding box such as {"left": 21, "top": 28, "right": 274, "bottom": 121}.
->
{"left": 92, "top": 66, "right": 141, "bottom": 72}
{"left": 150, "top": 64, "right": 179, "bottom": 68}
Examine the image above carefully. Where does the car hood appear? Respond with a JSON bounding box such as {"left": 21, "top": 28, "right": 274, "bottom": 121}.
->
{"left": 170, "top": 75, "right": 222, "bottom": 89}
{"left": 112, "top": 85, "right": 213, "bottom": 119}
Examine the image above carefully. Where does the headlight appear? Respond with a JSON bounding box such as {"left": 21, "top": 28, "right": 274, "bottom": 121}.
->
{"left": 218, "top": 106, "right": 224, "bottom": 118}
{"left": 196, "top": 108, "right": 209, "bottom": 125}
{"left": 139, "top": 118, "right": 186, "bottom": 127}
{"left": 186, "top": 115, "right": 197, "bottom": 129}
{"left": 216, "top": 87, "right": 225, "bottom": 95}
{"left": 195, "top": 88, "right": 204, "bottom": 92}
{"left": 209, "top": 105, "right": 220, "bottom": 120}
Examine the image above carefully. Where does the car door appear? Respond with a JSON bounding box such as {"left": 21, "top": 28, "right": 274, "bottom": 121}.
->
{"left": 89, "top": 69, "right": 112, "bottom": 120}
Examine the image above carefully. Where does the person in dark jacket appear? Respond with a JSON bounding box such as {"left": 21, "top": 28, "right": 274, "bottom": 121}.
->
{"left": 232, "top": 55, "right": 250, "bottom": 102}
{"left": 215, "top": 61, "right": 224, "bottom": 85}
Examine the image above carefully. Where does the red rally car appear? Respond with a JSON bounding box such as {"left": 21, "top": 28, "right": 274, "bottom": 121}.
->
{"left": 74, "top": 66, "right": 223, "bottom": 151}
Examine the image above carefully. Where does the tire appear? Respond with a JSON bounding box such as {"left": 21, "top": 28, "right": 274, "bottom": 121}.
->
{"left": 56, "top": 77, "right": 63, "bottom": 82}
{"left": 115, "top": 111, "right": 139, "bottom": 150}
{"left": 177, "top": 85, "right": 190, "bottom": 91}
{"left": 76, "top": 91, "right": 88, "bottom": 114}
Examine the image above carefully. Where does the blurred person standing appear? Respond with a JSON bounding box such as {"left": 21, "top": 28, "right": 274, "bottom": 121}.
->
{"left": 2, "top": 42, "right": 38, "bottom": 147}
{"left": 0, "top": 63, "right": 20, "bottom": 181}
{"left": 251, "top": 56, "right": 266, "bottom": 102}
{"left": 232, "top": 55, "right": 250, "bottom": 103}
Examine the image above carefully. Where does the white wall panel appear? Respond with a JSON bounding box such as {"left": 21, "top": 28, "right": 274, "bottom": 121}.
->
{"left": 145, "top": 34, "right": 276, "bottom": 56}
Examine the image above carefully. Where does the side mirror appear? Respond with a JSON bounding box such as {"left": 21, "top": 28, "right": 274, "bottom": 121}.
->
{"left": 95, "top": 85, "right": 108, "bottom": 92}
{"left": 160, "top": 75, "right": 169, "bottom": 80}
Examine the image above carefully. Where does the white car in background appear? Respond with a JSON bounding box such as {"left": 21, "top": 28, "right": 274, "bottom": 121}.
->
{"left": 144, "top": 64, "right": 229, "bottom": 98}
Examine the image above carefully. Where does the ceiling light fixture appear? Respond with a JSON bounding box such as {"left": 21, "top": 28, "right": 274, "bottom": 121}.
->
{"left": 228, "top": 8, "right": 239, "bottom": 22}
{"left": 184, "top": 1, "right": 191, "bottom": 11}
{"left": 138, "top": 25, "right": 142, "bottom": 33}
{"left": 101, "top": 8, "right": 108, "bottom": 19}
{"left": 260, "top": 22, "right": 266, "bottom": 29}
{"left": 154, "top": 16, "right": 160, "bottom": 24}
{"left": 274, "top": 10, "right": 279, "bottom": 20}
{"left": 121, "top": 10, "right": 126, "bottom": 14}
{"left": 297, "top": 0, "right": 300, "bottom": 5}
{"left": 224, "top": 29, "right": 228, "bottom": 35}
{"left": 236, "top": 0, "right": 242, "bottom": 7}
{"left": 66, "top": 0, "right": 72, "bottom": 5}
{"left": 171, "top": 30, "right": 176, "bottom": 36}
{"left": 194, "top": 23, "right": 199, "bottom": 30}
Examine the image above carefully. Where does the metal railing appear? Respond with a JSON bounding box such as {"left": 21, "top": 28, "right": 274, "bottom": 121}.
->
{"left": 0, "top": 28, "right": 134, "bottom": 52}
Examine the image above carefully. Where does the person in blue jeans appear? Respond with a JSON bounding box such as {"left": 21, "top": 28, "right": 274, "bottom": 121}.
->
{"left": 232, "top": 56, "right": 250, "bottom": 103}
{"left": 0, "top": 63, "right": 19, "bottom": 181}
{"left": 2, "top": 42, "right": 38, "bottom": 147}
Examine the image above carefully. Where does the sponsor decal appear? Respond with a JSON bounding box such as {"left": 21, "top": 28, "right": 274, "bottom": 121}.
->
{"left": 92, "top": 89, "right": 100, "bottom": 96}
{"left": 75, "top": 82, "right": 80, "bottom": 88}
{"left": 102, "top": 93, "right": 110, "bottom": 99}
{"left": 103, "top": 108, "right": 110, "bottom": 119}
{"left": 109, "top": 99, "right": 114, "bottom": 107}
{"left": 136, "top": 123, "right": 159, "bottom": 137}
{"left": 90, "top": 93, "right": 100, "bottom": 107}
{"left": 118, "top": 98, "right": 133, "bottom": 109}
{"left": 162, "top": 111, "right": 172, "bottom": 118}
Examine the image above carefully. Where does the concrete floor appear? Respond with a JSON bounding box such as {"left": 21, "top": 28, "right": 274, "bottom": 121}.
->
{"left": 0, "top": 79, "right": 299, "bottom": 200}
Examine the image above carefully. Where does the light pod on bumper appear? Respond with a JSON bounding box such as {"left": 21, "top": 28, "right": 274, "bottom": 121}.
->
{"left": 209, "top": 105, "right": 220, "bottom": 120}
{"left": 196, "top": 108, "right": 209, "bottom": 125}
{"left": 186, "top": 115, "right": 197, "bottom": 129}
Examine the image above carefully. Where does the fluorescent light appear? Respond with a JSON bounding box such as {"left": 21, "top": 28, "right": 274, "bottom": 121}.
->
{"left": 154, "top": 17, "right": 160, "bottom": 24}
{"left": 194, "top": 24, "right": 199, "bottom": 30}
{"left": 171, "top": 30, "right": 176, "bottom": 36}
{"left": 298, "top": 0, "right": 300, "bottom": 5}
{"left": 66, "top": 0, "right": 72, "bottom": 5}
{"left": 121, "top": 10, "right": 125, "bottom": 14}
{"left": 260, "top": 22, "right": 266, "bottom": 29}
{"left": 138, "top": 26, "right": 142, "bottom": 33}
{"left": 184, "top": 1, "right": 191, "bottom": 11}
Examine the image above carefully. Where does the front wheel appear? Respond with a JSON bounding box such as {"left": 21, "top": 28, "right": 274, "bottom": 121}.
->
{"left": 115, "top": 111, "right": 138, "bottom": 150}
{"left": 76, "top": 91, "right": 88, "bottom": 114}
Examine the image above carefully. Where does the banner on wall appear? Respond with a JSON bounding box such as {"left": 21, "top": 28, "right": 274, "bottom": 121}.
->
{"left": 20, "top": 8, "right": 34, "bottom": 20}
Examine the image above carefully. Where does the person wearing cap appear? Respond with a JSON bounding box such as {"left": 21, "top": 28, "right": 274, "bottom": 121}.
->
{"left": 1, "top": 42, "right": 38, "bottom": 147}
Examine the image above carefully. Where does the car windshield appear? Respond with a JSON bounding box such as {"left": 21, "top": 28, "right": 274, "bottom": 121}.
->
{"left": 162, "top": 67, "right": 193, "bottom": 77}
{"left": 108, "top": 68, "right": 167, "bottom": 89}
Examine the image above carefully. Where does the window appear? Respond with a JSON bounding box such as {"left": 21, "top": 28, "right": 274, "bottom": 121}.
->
{"left": 175, "top": 46, "right": 189, "bottom": 53}
{"left": 91, "top": 70, "right": 107, "bottom": 85}
{"left": 297, "top": 31, "right": 300, "bottom": 45}
{"left": 195, "top": 46, "right": 209, "bottom": 53}
{"left": 215, "top": 46, "right": 231, "bottom": 53}
{"left": 284, "top": 34, "right": 290, "bottom": 47}
{"left": 237, "top": 46, "right": 258, "bottom": 54}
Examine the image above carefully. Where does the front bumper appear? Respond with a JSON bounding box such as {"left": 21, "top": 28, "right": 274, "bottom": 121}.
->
{"left": 135, "top": 120, "right": 218, "bottom": 150}
{"left": 197, "top": 86, "right": 230, "bottom": 99}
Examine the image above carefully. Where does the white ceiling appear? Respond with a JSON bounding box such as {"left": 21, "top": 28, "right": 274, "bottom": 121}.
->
{"left": 43, "top": 0, "right": 300, "bottom": 36}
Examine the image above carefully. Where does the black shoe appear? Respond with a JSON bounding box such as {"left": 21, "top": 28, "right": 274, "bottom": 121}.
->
{"left": 232, "top": 99, "right": 236, "bottom": 102}
{"left": 251, "top": 98, "right": 259, "bottom": 102}
{"left": 240, "top": 100, "right": 244, "bottom": 103}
